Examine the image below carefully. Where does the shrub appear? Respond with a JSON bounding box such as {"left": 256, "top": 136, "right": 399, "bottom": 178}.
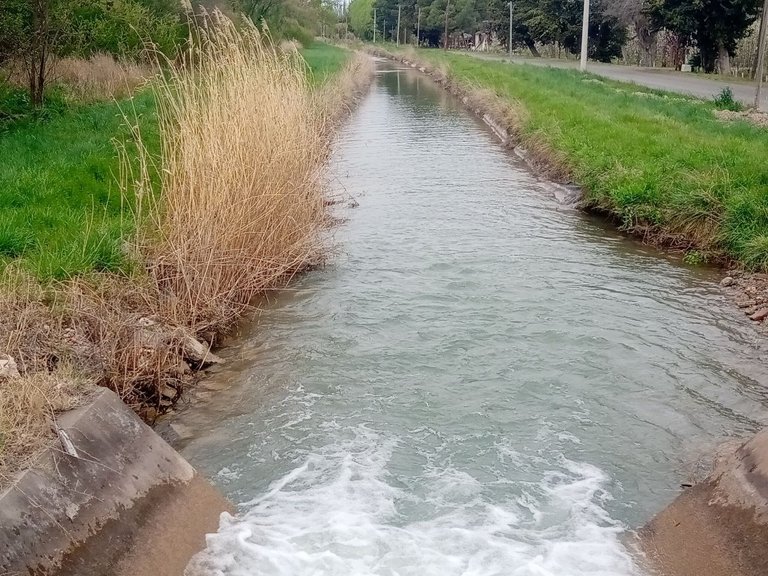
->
{"left": 713, "top": 87, "right": 743, "bottom": 111}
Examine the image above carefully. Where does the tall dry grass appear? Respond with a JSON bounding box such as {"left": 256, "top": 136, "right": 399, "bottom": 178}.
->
{"left": 4, "top": 53, "right": 151, "bottom": 101}
{"left": 129, "top": 13, "right": 327, "bottom": 332}
{"left": 55, "top": 54, "right": 151, "bottom": 101}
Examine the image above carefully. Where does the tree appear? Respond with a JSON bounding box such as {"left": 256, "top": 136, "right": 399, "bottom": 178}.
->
{"left": 0, "top": 0, "right": 184, "bottom": 107}
{"left": 0, "top": 0, "right": 83, "bottom": 107}
{"left": 348, "top": 0, "right": 375, "bottom": 39}
{"left": 649, "top": 0, "right": 760, "bottom": 72}
{"left": 605, "top": 0, "right": 657, "bottom": 66}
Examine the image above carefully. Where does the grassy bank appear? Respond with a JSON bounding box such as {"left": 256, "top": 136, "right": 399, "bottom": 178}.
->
{"left": 0, "top": 42, "right": 349, "bottom": 282}
{"left": 0, "top": 35, "right": 368, "bottom": 483}
{"left": 393, "top": 48, "right": 768, "bottom": 269}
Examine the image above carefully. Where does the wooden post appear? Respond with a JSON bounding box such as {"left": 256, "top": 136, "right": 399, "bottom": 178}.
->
{"left": 579, "top": 0, "right": 590, "bottom": 71}
{"left": 508, "top": 2, "right": 513, "bottom": 59}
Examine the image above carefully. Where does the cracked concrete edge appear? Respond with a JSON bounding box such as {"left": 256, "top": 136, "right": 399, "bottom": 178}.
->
{"left": 0, "top": 388, "right": 230, "bottom": 576}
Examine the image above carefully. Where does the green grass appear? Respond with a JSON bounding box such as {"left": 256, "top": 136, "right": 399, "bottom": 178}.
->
{"left": 302, "top": 42, "right": 351, "bottom": 85}
{"left": 0, "top": 42, "right": 349, "bottom": 281}
{"left": 0, "top": 88, "right": 159, "bottom": 280}
{"left": 408, "top": 49, "right": 768, "bottom": 268}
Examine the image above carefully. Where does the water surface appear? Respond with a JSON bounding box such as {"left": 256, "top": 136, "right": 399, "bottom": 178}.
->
{"left": 178, "top": 61, "right": 768, "bottom": 576}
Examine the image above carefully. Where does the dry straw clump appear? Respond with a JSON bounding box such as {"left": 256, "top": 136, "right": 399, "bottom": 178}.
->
{"left": 315, "top": 52, "right": 375, "bottom": 132}
{"left": 129, "top": 13, "right": 328, "bottom": 333}
{"left": 55, "top": 53, "right": 151, "bottom": 101}
{"left": 0, "top": 369, "right": 90, "bottom": 484}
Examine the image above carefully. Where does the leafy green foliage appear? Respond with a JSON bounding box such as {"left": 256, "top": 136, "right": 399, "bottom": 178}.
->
{"left": 713, "top": 87, "right": 743, "bottom": 111}
{"left": 349, "top": 0, "right": 375, "bottom": 40}
{"left": 227, "top": 0, "right": 337, "bottom": 44}
{"left": 648, "top": 0, "right": 760, "bottom": 72}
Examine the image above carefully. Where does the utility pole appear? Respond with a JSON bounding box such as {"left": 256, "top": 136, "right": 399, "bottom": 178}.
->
{"left": 444, "top": 0, "right": 450, "bottom": 50}
{"left": 417, "top": 6, "right": 421, "bottom": 46}
{"left": 384, "top": 19, "right": 387, "bottom": 42}
{"left": 508, "top": 1, "right": 513, "bottom": 59}
{"left": 579, "top": 0, "right": 590, "bottom": 72}
{"left": 397, "top": 4, "right": 401, "bottom": 46}
{"left": 373, "top": 7, "right": 377, "bottom": 42}
{"left": 756, "top": 0, "right": 768, "bottom": 108}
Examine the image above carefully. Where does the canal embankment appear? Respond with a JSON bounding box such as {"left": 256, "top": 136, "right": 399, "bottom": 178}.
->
{"left": 640, "top": 430, "right": 768, "bottom": 576}
{"left": 369, "top": 46, "right": 768, "bottom": 325}
{"left": 0, "top": 16, "right": 374, "bottom": 572}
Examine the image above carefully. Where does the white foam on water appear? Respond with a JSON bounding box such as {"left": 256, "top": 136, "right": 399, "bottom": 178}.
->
{"left": 186, "top": 428, "right": 642, "bottom": 576}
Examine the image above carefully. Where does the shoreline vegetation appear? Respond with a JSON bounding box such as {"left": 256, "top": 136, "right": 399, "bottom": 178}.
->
{"left": 0, "top": 15, "right": 373, "bottom": 485}
{"left": 371, "top": 45, "right": 768, "bottom": 273}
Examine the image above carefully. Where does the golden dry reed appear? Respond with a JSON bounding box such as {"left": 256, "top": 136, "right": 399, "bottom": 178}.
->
{"left": 55, "top": 53, "right": 151, "bottom": 101}
{"left": 130, "top": 12, "right": 327, "bottom": 332}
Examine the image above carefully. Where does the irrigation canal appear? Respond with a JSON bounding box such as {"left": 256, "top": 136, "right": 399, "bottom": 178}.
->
{"left": 174, "top": 59, "right": 768, "bottom": 576}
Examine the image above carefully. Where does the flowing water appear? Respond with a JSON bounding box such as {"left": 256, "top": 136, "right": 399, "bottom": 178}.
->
{"left": 177, "top": 60, "right": 768, "bottom": 576}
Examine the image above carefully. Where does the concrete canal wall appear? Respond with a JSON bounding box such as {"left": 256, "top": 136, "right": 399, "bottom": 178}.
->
{"left": 0, "top": 388, "right": 230, "bottom": 576}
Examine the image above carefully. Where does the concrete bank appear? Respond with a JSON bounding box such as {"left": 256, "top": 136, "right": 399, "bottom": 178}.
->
{"left": 640, "top": 429, "right": 768, "bottom": 576}
{"left": 0, "top": 388, "right": 231, "bottom": 576}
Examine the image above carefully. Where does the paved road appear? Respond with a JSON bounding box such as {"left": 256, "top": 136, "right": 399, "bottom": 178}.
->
{"left": 465, "top": 52, "right": 763, "bottom": 107}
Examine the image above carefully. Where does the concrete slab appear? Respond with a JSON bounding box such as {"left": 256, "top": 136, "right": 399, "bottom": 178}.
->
{"left": 0, "top": 388, "right": 231, "bottom": 576}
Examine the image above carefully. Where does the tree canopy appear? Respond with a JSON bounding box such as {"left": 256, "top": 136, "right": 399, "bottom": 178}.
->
{"left": 348, "top": 0, "right": 626, "bottom": 61}
{"left": 648, "top": 0, "right": 760, "bottom": 72}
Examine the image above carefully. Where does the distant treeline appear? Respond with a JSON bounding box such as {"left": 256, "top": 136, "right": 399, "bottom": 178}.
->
{"left": 0, "top": 0, "right": 337, "bottom": 106}
{"left": 348, "top": 0, "right": 763, "bottom": 72}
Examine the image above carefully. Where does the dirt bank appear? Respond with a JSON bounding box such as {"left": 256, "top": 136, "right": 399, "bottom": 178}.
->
{"left": 640, "top": 430, "right": 768, "bottom": 576}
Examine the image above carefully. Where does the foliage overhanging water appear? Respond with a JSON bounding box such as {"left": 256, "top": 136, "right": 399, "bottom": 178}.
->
{"left": 178, "top": 61, "right": 768, "bottom": 576}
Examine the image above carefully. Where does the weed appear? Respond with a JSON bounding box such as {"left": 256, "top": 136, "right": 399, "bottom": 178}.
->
{"left": 713, "top": 87, "right": 743, "bottom": 111}
{"left": 683, "top": 250, "right": 709, "bottom": 266}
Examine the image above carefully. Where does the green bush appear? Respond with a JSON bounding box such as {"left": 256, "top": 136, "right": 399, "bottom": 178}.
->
{"left": 713, "top": 87, "right": 743, "bottom": 111}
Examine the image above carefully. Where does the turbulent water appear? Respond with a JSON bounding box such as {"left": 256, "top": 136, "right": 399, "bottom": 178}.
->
{"left": 177, "top": 60, "right": 768, "bottom": 576}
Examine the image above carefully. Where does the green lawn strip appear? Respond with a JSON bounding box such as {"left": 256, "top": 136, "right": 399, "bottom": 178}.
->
{"left": 0, "top": 90, "right": 159, "bottom": 280}
{"left": 302, "top": 42, "right": 351, "bottom": 86}
{"left": 0, "top": 42, "right": 350, "bottom": 281}
{"left": 413, "top": 49, "right": 768, "bottom": 268}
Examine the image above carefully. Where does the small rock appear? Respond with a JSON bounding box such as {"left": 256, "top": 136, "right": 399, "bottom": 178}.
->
{"left": 181, "top": 334, "right": 224, "bottom": 367}
{"left": 750, "top": 308, "right": 768, "bottom": 321}
{"left": 171, "top": 359, "right": 192, "bottom": 377}
{"left": 720, "top": 276, "right": 735, "bottom": 287}
{"left": 736, "top": 299, "right": 756, "bottom": 309}
{"left": 745, "top": 306, "right": 758, "bottom": 316}
{"left": 0, "top": 354, "right": 20, "bottom": 379}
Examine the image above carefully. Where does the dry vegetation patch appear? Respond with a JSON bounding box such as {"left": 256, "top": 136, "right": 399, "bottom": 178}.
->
{"left": 714, "top": 108, "right": 768, "bottom": 129}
